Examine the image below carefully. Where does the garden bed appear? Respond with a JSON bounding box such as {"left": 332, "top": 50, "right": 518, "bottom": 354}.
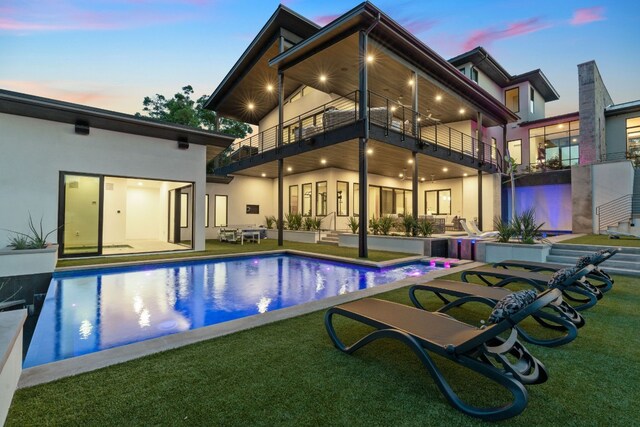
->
{"left": 339, "top": 234, "right": 448, "bottom": 256}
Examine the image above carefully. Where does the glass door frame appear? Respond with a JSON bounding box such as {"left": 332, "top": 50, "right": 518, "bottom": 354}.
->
{"left": 58, "top": 171, "right": 105, "bottom": 258}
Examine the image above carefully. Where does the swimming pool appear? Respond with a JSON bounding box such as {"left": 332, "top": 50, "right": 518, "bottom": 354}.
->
{"left": 25, "top": 254, "right": 439, "bottom": 367}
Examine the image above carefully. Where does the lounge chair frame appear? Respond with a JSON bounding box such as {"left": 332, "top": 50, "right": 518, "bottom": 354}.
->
{"left": 461, "top": 265, "right": 600, "bottom": 311}
{"left": 408, "top": 279, "right": 581, "bottom": 347}
{"left": 325, "top": 290, "right": 562, "bottom": 421}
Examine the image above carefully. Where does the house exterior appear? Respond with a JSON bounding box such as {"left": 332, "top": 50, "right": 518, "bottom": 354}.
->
{"left": 0, "top": 89, "right": 234, "bottom": 257}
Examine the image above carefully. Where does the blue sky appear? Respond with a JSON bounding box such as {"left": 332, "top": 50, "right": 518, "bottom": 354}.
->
{"left": 1, "top": 0, "right": 639, "bottom": 117}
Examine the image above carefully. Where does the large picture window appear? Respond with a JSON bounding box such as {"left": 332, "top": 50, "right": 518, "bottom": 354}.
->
{"left": 368, "top": 185, "right": 412, "bottom": 218}
{"left": 425, "top": 189, "right": 451, "bottom": 215}
{"left": 627, "top": 117, "right": 640, "bottom": 157}
{"left": 289, "top": 185, "right": 299, "bottom": 214}
{"left": 507, "top": 139, "right": 522, "bottom": 165}
{"left": 214, "top": 195, "right": 228, "bottom": 227}
{"left": 529, "top": 120, "right": 580, "bottom": 168}
{"left": 505, "top": 87, "right": 519, "bottom": 113}
{"left": 336, "top": 181, "right": 349, "bottom": 216}
{"left": 353, "top": 183, "right": 359, "bottom": 216}
{"left": 301, "top": 183, "right": 312, "bottom": 216}
{"left": 316, "top": 181, "right": 327, "bottom": 216}
{"left": 180, "top": 193, "right": 189, "bottom": 228}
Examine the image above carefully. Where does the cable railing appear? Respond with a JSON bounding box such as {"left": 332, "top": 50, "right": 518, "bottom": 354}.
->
{"left": 211, "top": 89, "right": 503, "bottom": 172}
{"left": 596, "top": 194, "right": 639, "bottom": 233}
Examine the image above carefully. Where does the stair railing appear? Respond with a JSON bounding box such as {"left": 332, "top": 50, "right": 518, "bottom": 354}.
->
{"left": 595, "top": 194, "right": 634, "bottom": 233}
{"left": 317, "top": 211, "right": 336, "bottom": 240}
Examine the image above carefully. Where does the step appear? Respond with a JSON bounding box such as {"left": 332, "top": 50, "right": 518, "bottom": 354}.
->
{"left": 548, "top": 250, "right": 640, "bottom": 263}
{"left": 547, "top": 255, "right": 640, "bottom": 270}
{"left": 551, "top": 243, "right": 640, "bottom": 255}
{"left": 320, "top": 236, "right": 339, "bottom": 242}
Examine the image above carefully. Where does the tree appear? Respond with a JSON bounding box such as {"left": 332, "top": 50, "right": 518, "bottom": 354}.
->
{"left": 137, "top": 85, "right": 252, "bottom": 139}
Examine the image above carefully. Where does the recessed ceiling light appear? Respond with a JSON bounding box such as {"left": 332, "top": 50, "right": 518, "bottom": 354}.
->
{"left": 416, "top": 117, "right": 421, "bottom": 122}
{"left": 435, "top": 94, "right": 442, "bottom": 102}
{"left": 459, "top": 108, "right": 465, "bottom": 114}
{"left": 248, "top": 102, "right": 255, "bottom": 110}
{"left": 137, "top": 182, "right": 143, "bottom": 186}
{"left": 261, "top": 173, "right": 266, "bottom": 177}
{"left": 399, "top": 173, "right": 404, "bottom": 178}
{"left": 558, "top": 124, "right": 564, "bottom": 128}
{"left": 319, "top": 74, "right": 327, "bottom": 83}
{"left": 463, "top": 173, "right": 468, "bottom": 177}
{"left": 320, "top": 159, "right": 327, "bottom": 165}
{"left": 420, "top": 177, "right": 425, "bottom": 182}
{"left": 572, "top": 138, "right": 577, "bottom": 142}
{"left": 367, "top": 148, "right": 373, "bottom": 155}
{"left": 366, "top": 54, "right": 374, "bottom": 63}
{"left": 266, "top": 84, "right": 274, "bottom": 92}
{"left": 287, "top": 166, "right": 292, "bottom": 172}
{"left": 408, "top": 78, "right": 414, "bottom": 86}
{"left": 442, "top": 167, "right": 448, "bottom": 172}
{"left": 408, "top": 159, "right": 413, "bottom": 164}
{"left": 390, "top": 106, "right": 397, "bottom": 112}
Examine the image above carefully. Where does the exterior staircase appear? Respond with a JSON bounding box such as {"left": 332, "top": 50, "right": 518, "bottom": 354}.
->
{"left": 545, "top": 243, "right": 640, "bottom": 276}
{"left": 599, "top": 168, "right": 640, "bottom": 236}
{"left": 318, "top": 230, "right": 341, "bottom": 246}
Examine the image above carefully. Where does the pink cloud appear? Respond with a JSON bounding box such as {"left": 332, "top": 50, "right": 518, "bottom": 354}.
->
{"left": 462, "top": 17, "right": 549, "bottom": 51}
{"left": 570, "top": 7, "right": 605, "bottom": 25}
{"left": 313, "top": 14, "right": 341, "bottom": 26}
{"left": 402, "top": 19, "right": 437, "bottom": 35}
{"left": 0, "top": 80, "right": 116, "bottom": 106}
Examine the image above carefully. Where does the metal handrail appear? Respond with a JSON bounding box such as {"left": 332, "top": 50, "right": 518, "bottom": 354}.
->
{"left": 317, "top": 211, "right": 336, "bottom": 240}
{"left": 595, "top": 194, "right": 638, "bottom": 232}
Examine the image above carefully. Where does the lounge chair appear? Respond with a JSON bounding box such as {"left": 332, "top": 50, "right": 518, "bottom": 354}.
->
{"left": 408, "top": 272, "right": 585, "bottom": 347}
{"left": 459, "top": 219, "right": 498, "bottom": 239}
{"left": 325, "top": 289, "right": 561, "bottom": 421}
{"left": 491, "top": 248, "right": 618, "bottom": 292}
{"left": 461, "top": 265, "right": 600, "bottom": 311}
{"left": 468, "top": 219, "right": 500, "bottom": 238}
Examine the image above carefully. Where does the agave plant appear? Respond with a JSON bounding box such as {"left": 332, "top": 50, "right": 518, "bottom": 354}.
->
{"left": 512, "top": 208, "right": 544, "bottom": 244}
{"left": 493, "top": 216, "right": 515, "bottom": 243}
{"left": 5, "top": 214, "right": 59, "bottom": 250}
{"left": 311, "top": 217, "right": 322, "bottom": 231}
{"left": 347, "top": 217, "right": 359, "bottom": 234}
{"left": 416, "top": 218, "right": 434, "bottom": 237}
{"left": 401, "top": 214, "right": 418, "bottom": 237}
{"left": 379, "top": 215, "right": 395, "bottom": 236}
{"left": 265, "top": 215, "right": 276, "bottom": 229}
{"left": 303, "top": 216, "right": 314, "bottom": 231}
{"left": 369, "top": 217, "right": 381, "bottom": 235}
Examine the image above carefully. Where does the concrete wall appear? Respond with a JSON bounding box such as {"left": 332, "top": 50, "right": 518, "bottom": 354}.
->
{"left": 606, "top": 111, "right": 640, "bottom": 155}
{"left": 0, "top": 310, "right": 26, "bottom": 426}
{"left": 504, "top": 183, "right": 573, "bottom": 231}
{"left": 0, "top": 113, "right": 207, "bottom": 251}
{"left": 591, "top": 160, "right": 635, "bottom": 233}
{"left": 578, "top": 61, "right": 613, "bottom": 163}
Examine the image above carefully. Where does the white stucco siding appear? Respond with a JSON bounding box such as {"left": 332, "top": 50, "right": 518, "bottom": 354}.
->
{"left": 0, "top": 113, "right": 207, "bottom": 250}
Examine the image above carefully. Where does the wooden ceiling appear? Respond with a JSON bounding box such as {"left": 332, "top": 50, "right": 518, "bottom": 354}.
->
{"left": 229, "top": 139, "right": 479, "bottom": 181}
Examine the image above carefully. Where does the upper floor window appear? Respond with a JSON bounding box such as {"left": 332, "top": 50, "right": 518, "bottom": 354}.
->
{"left": 529, "top": 120, "right": 580, "bottom": 169}
{"left": 507, "top": 139, "right": 522, "bottom": 165}
{"left": 470, "top": 67, "right": 478, "bottom": 83}
{"left": 505, "top": 88, "right": 520, "bottom": 113}
{"left": 529, "top": 87, "right": 535, "bottom": 114}
{"left": 458, "top": 67, "right": 465, "bottom": 75}
{"left": 627, "top": 117, "right": 640, "bottom": 157}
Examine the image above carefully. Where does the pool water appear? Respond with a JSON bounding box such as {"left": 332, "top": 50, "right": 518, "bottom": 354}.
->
{"left": 24, "top": 254, "right": 438, "bottom": 367}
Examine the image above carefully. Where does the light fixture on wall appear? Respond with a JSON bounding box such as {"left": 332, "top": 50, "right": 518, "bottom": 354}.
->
{"left": 75, "top": 119, "right": 90, "bottom": 135}
{"left": 177, "top": 136, "right": 189, "bottom": 150}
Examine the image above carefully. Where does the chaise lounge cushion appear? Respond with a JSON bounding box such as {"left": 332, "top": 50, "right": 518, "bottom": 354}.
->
{"left": 547, "top": 267, "right": 576, "bottom": 288}
{"left": 488, "top": 289, "right": 538, "bottom": 324}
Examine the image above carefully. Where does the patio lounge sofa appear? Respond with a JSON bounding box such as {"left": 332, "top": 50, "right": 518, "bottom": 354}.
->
{"left": 325, "top": 289, "right": 562, "bottom": 421}
{"left": 408, "top": 267, "right": 591, "bottom": 347}
{"left": 491, "top": 248, "right": 618, "bottom": 292}
{"left": 461, "top": 265, "right": 601, "bottom": 311}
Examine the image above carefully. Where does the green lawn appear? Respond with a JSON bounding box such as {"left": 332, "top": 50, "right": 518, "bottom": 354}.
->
{"left": 561, "top": 234, "right": 640, "bottom": 247}
{"left": 7, "top": 273, "right": 640, "bottom": 426}
{"left": 56, "top": 239, "right": 413, "bottom": 268}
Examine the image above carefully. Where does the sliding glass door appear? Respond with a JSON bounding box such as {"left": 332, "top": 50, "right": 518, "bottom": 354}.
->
{"left": 59, "top": 173, "right": 103, "bottom": 256}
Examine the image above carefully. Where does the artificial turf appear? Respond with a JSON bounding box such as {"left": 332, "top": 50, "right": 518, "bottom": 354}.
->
{"left": 561, "top": 234, "right": 640, "bottom": 247}
{"left": 56, "top": 239, "right": 414, "bottom": 268}
{"left": 7, "top": 273, "right": 640, "bottom": 426}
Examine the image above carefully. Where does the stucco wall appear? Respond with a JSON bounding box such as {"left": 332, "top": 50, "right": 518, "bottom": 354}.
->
{"left": 0, "top": 113, "right": 207, "bottom": 250}
{"left": 605, "top": 111, "right": 640, "bottom": 155}
{"left": 591, "top": 160, "right": 635, "bottom": 233}
{"left": 259, "top": 86, "right": 338, "bottom": 131}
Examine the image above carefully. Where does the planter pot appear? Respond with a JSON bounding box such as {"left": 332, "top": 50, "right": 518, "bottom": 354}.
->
{"left": 477, "top": 241, "right": 551, "bottom": 263}
{"left": 0, "top": 309, "right": 27, "bottom": 425}
{"left": 339, "top": 234, "right": 448, "bottom": 256}
{"left": 265, "top": 230, "right": 319, "bottom": 244}
{"left": 0, "top": 244, "right": 58, "bottom": 277}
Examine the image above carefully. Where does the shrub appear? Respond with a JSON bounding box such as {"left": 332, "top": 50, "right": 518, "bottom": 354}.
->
{"left": 5, "top": 214, "right": 58, "bottom": 249}
{"left": 512, "top": 208, "right": 544, "bottom": 244}
{"left": 302, "top": 217, "right": 314, "bottom": 231}
{"left": 493, "top": 217, "right": 515, "bottom": 243}
{"left": 285, "top": 213, "right": 303, "bottom": 230}
{"left": 369, "top": 217, "right": 380, "bottom": 235}
{"left": 401, "top": 214, "right": 418, "bottom": 237}
{"left": 347, "top": 217, "right": 359, "bottom": 234}
{"left": 416, "top": 219, "right": 434, "bottom": 237}
{"left": 379, "top": 215, "right": 395, "bottom": 236}
{"left": 311, "top": 217, "right": 322, "bottom": 231}
{"left": 265, "top": 215, "right": 276, "bottom": 229}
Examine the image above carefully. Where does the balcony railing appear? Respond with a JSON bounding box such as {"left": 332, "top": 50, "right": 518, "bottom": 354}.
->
{"left": 211, "top": 90, "right": 503, "bottom": 173}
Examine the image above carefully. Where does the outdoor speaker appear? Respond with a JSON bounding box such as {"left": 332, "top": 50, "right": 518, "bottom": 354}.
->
{"left": 75, "top": 120, "right": 90, "bottom": 135}
{"left": 177, "top": 137, "right": 189, "bottom": 150}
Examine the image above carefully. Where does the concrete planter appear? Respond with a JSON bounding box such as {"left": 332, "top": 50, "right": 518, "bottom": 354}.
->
{"left": 477, "top": 241, "right": 551, "bottom": 263}
{"left": 265, "top": 230, "right": 318, "bottom": 244}
{"left": 339, "top": 234, "right": 448, "bottom": 256}
{"left": 0, "top": 244, "right": 58, "bottom": 277}
{"left": 0, "top": 310, "right": 27, "bottom": 425}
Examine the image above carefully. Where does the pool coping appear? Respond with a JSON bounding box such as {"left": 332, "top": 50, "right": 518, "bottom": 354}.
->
{"left": 18, "top": 261, "right": 482, "bottom": 388}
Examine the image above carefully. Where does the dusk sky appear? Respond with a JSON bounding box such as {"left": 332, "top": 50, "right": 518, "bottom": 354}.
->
{"left": 2, "top": 0, "right": 639, "bottom": 118}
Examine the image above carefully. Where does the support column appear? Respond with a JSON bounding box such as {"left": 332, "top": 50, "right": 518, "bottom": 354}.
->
{"left": 277, "top": 70, "right": 285, "bottom": 246}
{"left": 412, "top": 151, "right": 418, "bottom": 218}
{"left": 477, "top": 170, "right": 483, "bottom": 230}
{"left": 477, "top": 111, "right": 484, "bottom": 164}
{"left": 358, "top": 30, "right": 369, "bottom": 258}
{"left": 411, "top": 70, "right": 419, "bottom": 138}
{"left": 502, "top": 124, "right": 508, "bottom": 171}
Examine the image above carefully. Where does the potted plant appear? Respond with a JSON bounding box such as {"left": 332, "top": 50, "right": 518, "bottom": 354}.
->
{"left": 347, "top": 217, "right": 359, "bottom": 234}
{"left": 1, "top": 214, "right": 59, "bottom": 276}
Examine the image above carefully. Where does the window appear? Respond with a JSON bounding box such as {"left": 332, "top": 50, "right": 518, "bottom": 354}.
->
{"left": 214, "top": 195, "right": 228, "bottom": 227}
{"left": 353, "top": 183, "right": 359, "bottom": 216}
{"left": 505, "top": 87, "right": 519, "bottom": 113}
{"left": 529, "top": 87, "right": 535, "bottom": 114}
{"left": 337, "top": 181, "right": 349, "bottom": 216}
{"left": 458, "top": 67, "right": 465, "bottom": 75}
{"left": 507, "top": 139, "right": 522, "bottom": 165}
{"left": 627, "top": 117, "right": 640, "bottom": 157}
{"left": 301, "top": 183, "right": 312, "bottom": 216}
{"left": 470, "top": 67, "right": 478, "bottom": 83}
{"left": 528, "top": 120, "right": 580, "bottom": 168}
{"left": 368, "top": 185, "right": 412, "bottom": 218}
{"left": 180, "top": 193, "right": 189, "bottom": 228}
{"left": 289, "top": 185, "right": 298, "bottom": 214}
{"left": 491, "top": 137, "right": 497, "bottom": 160}
{"left": 316, "top": 181, "right": 327, "bottom": 216}
{"left": 205, "top": 194, "right": 209, "bottom": 227}
{"left": 425, "top": 189, "right": 451, "bottom": 215}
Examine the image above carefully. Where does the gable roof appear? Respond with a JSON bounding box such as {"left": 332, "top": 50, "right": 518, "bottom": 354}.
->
{"left": 449, "top": 46, "right": 560, "bottom": 102}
